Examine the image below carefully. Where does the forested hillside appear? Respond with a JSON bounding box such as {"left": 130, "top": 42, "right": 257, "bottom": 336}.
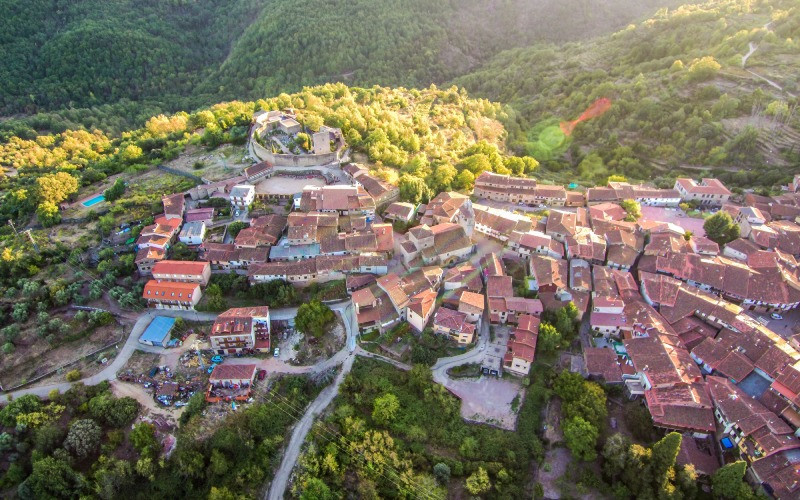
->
{"left": 455, "top": 0, "right": 800, "bottom": 187}
{"left": 0, "top": 0, "right": 263, "bottom": 114}
{"left": 200, "top": 0, "right": 684, "bottom": 101}
{"left": 1, "top": 0, "right": 682, "bottom": 116}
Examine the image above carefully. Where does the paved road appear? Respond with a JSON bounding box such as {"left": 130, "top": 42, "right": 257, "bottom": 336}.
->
{"left": 1, "top": 301, "right": 356, "bottom": 402}
{"left": 1, "top": 310, "right": 170, "bottom": 399}
{"left": 267, "top": 352, "right": 356, "bottom": 500}
{"left": 431, "top": 309, "right": 490, "bottom": 386}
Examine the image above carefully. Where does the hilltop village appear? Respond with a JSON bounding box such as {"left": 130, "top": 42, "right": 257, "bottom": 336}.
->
{"left": 120, "top": 109, "right": 800, "bottom": 497}
{"left": 5, "top": 107, "right": 800, "bottom": 499}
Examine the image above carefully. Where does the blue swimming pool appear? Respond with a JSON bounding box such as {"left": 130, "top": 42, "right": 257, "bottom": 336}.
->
{"left": 82, "top": 195, "right": 105, "bottom": 207}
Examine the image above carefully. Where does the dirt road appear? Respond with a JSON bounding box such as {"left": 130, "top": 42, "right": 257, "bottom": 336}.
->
{"left": 111, "top": 380, "right": 182, "bottom": 420}
{"left": 266, "top": 353, "right": 356, "bottom": 500}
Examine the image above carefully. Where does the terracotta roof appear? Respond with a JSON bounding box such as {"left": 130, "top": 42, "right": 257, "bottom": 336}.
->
{"left": 143, "top": 280, "right": 199, "bottom": 301}
{"left": 408, "top": 288, "right": 437, "bottom": 319}
{"left": 584, "top": 348, "right": 623, "bottom": 383}
{"left": 185, "top": 207, "right": 215, "bottom": 223}
{"left": 487, "top": 275, "right": 514, "bottom": 298}
{"left": 458, "top": 291, "right": 485, "bottom": 313}
{"left": 715, "top": 351, "right": 754, "bottom": 382}
{"left": 152, "top": 260, "right": 209, "bottom": 277}
{"left": 675, "top": 178, "right": 731, "bottom": 196}
{"left": 211, "top": 307, "right": 270, "bottom": 338}
{"left": 546, "top": 210, "right": 577, "bottom": 237}
{"left": 676, "top": 438, "right": 719, "bottom": 476}
{"left": 209, "top": 363, "right": 257, "bottom": 382}
{"left": 135, "top": 246, "right": 165, "bottom": 264}
{"left": 433, "top": 307, "right": 475, "bottom": 335}
{"left": 384, "top": 202, "right": 416, "bottom": 220}
{"left": 162, "top": 193, "right": 185, "bottom": 217}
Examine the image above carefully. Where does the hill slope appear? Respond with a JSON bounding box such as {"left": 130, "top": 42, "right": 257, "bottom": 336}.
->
{"left": 0, "top": 0, "right": 682, "bottom": 115}
{"left": 455, "top": 0, "right": 800, "bottom": 188}
{"left": 0, "top": 0, "right": 263, "bottom": 113}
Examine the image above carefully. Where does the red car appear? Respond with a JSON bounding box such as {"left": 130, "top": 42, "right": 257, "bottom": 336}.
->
{"left": 257, "top": 370, "right": 267, "bottom": 381}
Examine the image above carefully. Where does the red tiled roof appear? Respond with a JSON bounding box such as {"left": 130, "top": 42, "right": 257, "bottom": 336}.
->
{"left": 152, "top": 260, "right": 209, "bottom": 277}
{"left": 209, "top": 363, "right": 257, "bottom": 382}
{"left": 142, "top": 280, "right": 199, "bottom": 301}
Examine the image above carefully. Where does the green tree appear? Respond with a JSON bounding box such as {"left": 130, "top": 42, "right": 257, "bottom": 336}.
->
{"left": 88, "top": 393, "right": 139, "bottom": 427}
{"left": 712, "top": 461, "right": 754, "bottom": 499}
{"left": 0, "top": 394, "right": 42, "bottom": 426}
{"left": 204, "top": 284, "right": 228, "bottom": 312}
{"left": 433, "top": 462, "right": 451, "bottom": 484}
{"left": 97, "top": 215, "right": 116, "bottom": 236}
{"left": 688, "top": 56, "right": 722, "bottom": 82}
{"left": 555, "top": 303, "right": 578, "bottom": 337}
{"left": 372, "top": 393, "right": 400, "bottom": 426}
{"left": 66, "top": 370, "right": 81, "bottom": 382}
{"left": 602, "top": 433, "right": 631, "bottom": 478}
{"left": 0, "top": 432, "right": 13, "bottom": 452}
{"left": 36, "top": 172, "right": 79, "bottom": 204}
{"left": 465, "top": 466, "right": 491, "bottom": 495}
{"left": 459, "top": 436, "right": 479, "bottom": 458}
{"left": 103, "top": 179, "right": 126, "bottom": 202}
{"left": 64, "top": 418, "right": 102, "bottom": 459}
{"left": 563, "top": 416, "right": 598, "bottom": 461}
{"left": 399, "top": 174, "right": 432, "bottom": 204}
{"left": 300, "top": 478, "right": 334, "bottom": 500}
{"left": 619, "top": 199, "right": 641, "bottom": 222}
{"left": 703, "top": 211, "right": 740, "bottom": 245}
{"left": 563, "top": 381, "right": 607, "bottom": 429}
{"left": 537, "top": 322, "right": 561, "bottom": 352}
{"left": 227, "top": 221, "right": 248, "bottom": 238}
{"left": 295, "top": 300, "right": 335, "bottom": 338}
{"left": 36, "top": 201, "right": 61, "bottom": 227}
{"left": 17, "top": 457, "right": 83, "bottom": 499}
{"left": 130, "top": 422, "right": 159, "bottom": 459}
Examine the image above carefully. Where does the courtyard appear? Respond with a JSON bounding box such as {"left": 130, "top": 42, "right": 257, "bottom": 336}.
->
{"left": 254, "top": 175, "right": 326, "bottom": 196}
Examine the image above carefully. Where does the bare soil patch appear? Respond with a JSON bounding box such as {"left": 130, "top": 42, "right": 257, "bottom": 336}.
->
{"left": 289, "top": 319, "right": 345, "bottom": 365}
{"left": 0, "top": 313, "right": 121, "bottom": 388}
{"left": 166, "top": 144, "right": 251, "bottom": 181}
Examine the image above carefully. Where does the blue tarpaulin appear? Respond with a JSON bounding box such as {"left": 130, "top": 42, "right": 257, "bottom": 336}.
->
{"left": 139, "top": 316, "right": 176, "bottom": 347}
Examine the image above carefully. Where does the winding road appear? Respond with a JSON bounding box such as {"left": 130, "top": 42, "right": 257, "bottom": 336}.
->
{"left": 2, "top": 291, "right": 487, "bottom": 500}
{"left": 741, "top": 21, "right": 796, "bottom": 98}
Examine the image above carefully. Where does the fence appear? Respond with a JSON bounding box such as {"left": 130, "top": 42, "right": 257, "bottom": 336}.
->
{"left": 157, "top": 164, "right": 203, "bottom": 184}
{"left": 2, "top": 324, "right": 127, "bottom": 392}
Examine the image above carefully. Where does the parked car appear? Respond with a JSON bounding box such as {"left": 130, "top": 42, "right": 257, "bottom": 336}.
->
{"left": 257, "top": 370, "right": 267, "bottom": 380}
{"left": 211, "top": 355, "right": 223, "bottom": 363}
{"left": 273, "top": 348, "right": 280, "bottom": 357}
{"left": 771, "top": 313, "right": 784, "bottom": 320}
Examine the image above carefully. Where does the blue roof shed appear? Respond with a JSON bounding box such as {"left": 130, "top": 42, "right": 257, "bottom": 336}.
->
{"left": 139, "top": 316, "right": 176, "bottom": 347}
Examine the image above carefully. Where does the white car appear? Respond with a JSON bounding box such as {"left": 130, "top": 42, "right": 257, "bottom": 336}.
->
{"left": 274, "top": 347, "right": 280, "bottom": 357}
{"left": 771, "top": 313, "right": 784, "bottom": 320}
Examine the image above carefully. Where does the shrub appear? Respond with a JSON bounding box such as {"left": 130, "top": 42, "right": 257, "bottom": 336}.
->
{"left": 64, "top": 419, "right": 102, "bottom": 459}
{"left": 65, "top": 370, "right": 81, "bottom": 382}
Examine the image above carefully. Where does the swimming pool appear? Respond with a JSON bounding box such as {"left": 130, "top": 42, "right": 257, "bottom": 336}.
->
{"left": 82, "top": 195, "right": 105, "bottom": 207}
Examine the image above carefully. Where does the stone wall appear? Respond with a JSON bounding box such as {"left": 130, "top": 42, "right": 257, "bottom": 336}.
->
{"left": 251, "top": 139, "right": 340, "bottom": 167}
